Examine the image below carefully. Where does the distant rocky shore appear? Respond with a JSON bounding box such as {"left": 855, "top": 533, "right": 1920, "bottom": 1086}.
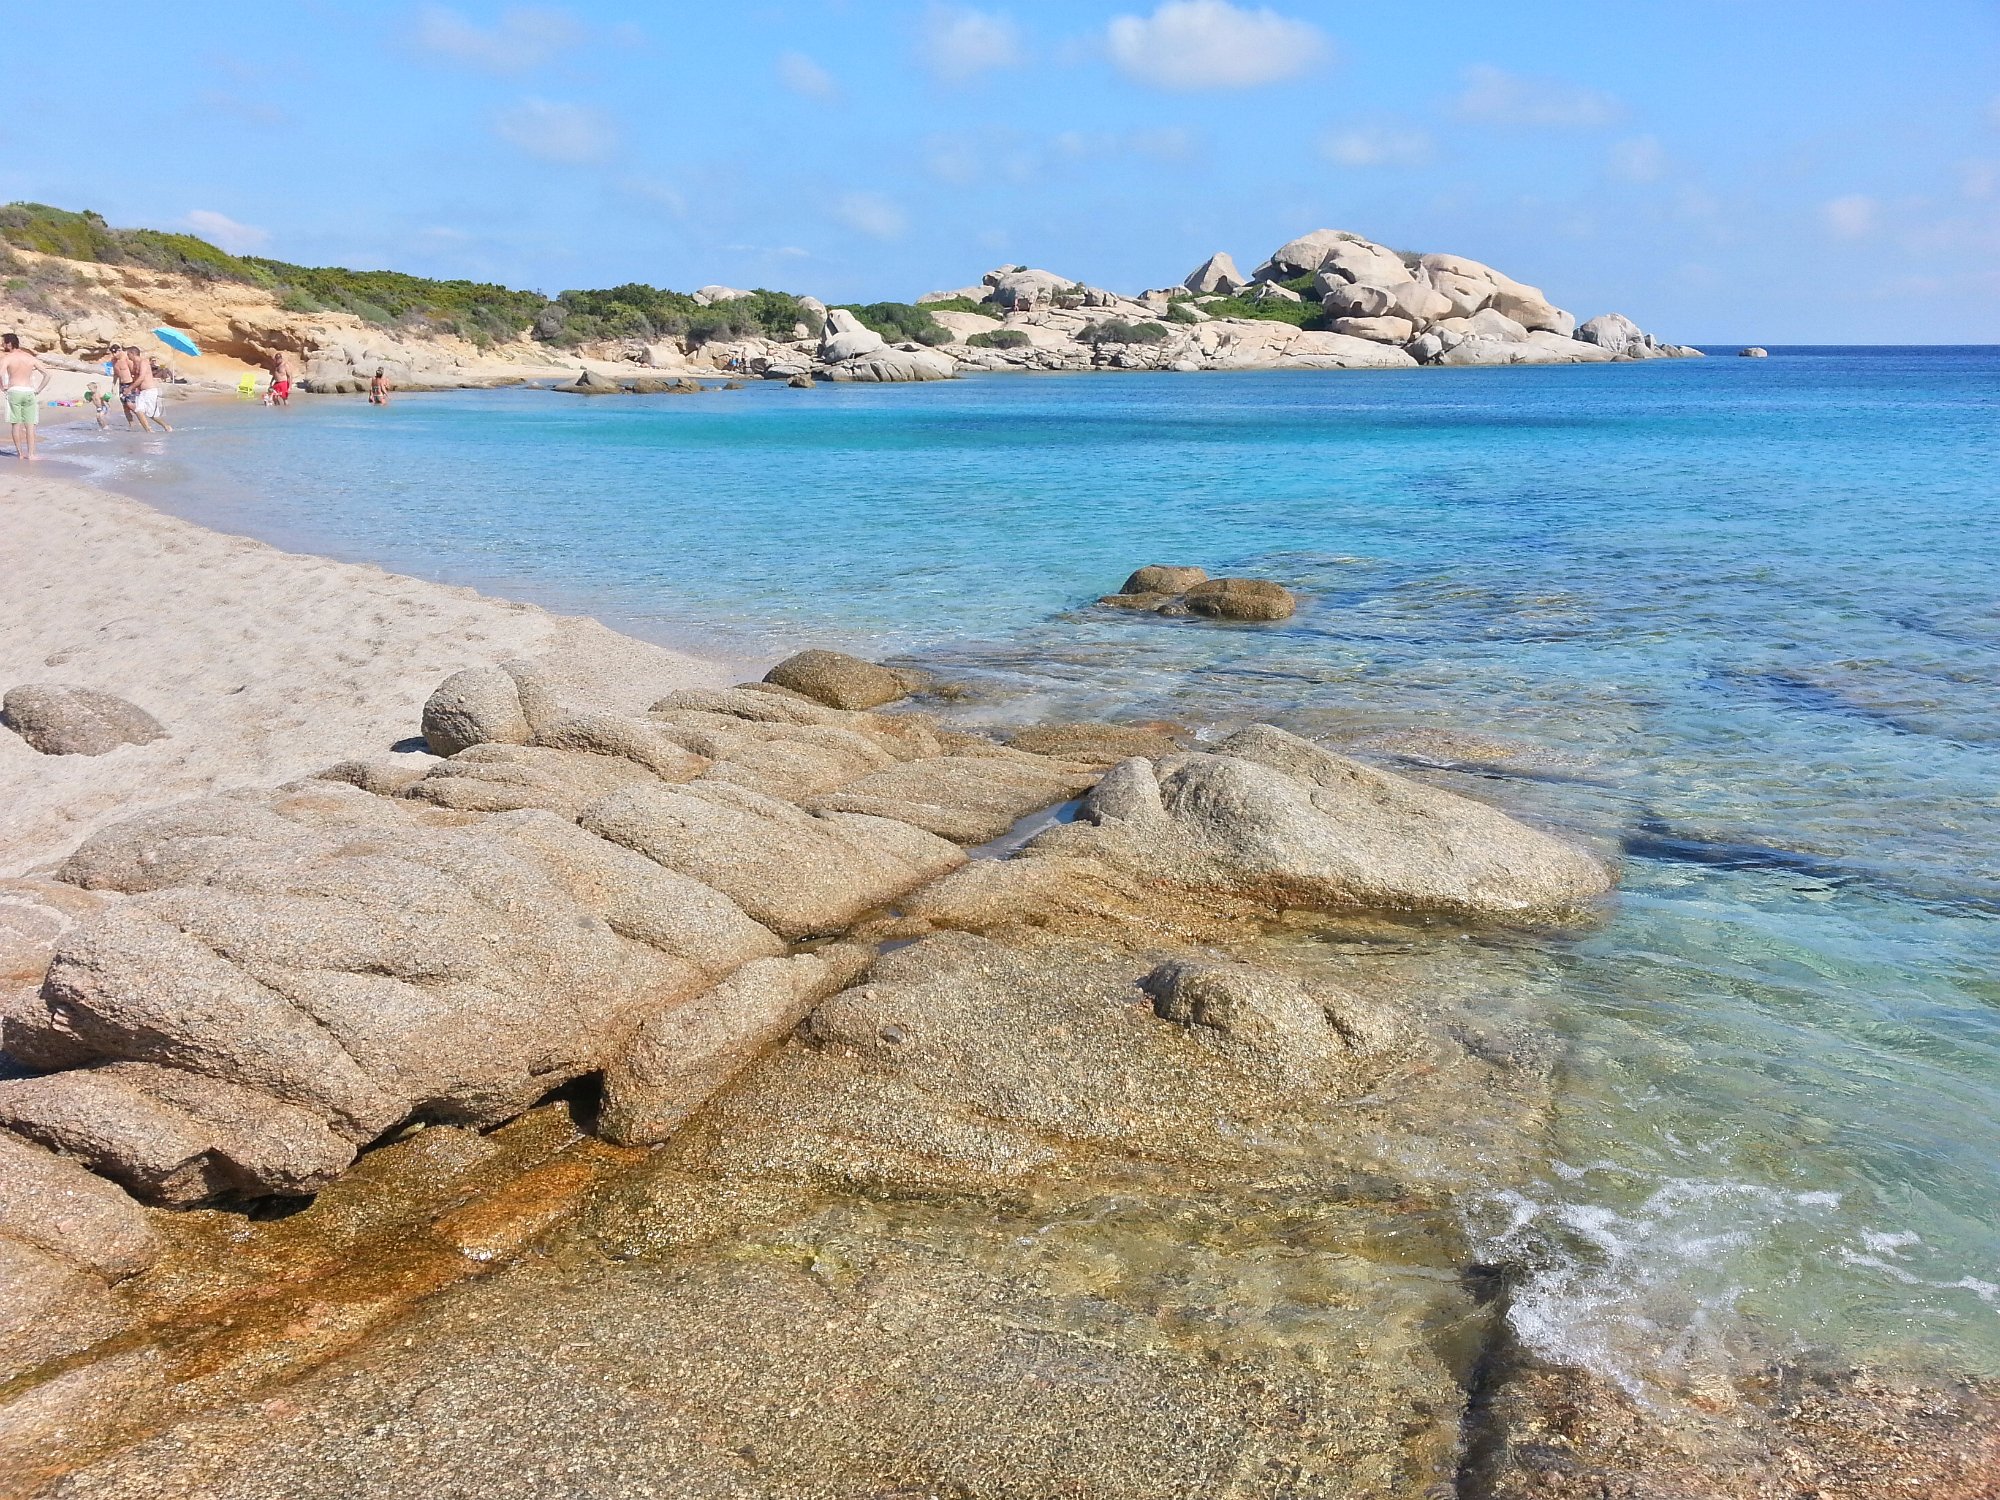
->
{"left": 2, "top": 218, "right": 1695, "bottom": 398}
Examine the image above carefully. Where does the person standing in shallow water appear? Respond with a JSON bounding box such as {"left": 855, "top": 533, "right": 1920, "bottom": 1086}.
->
{"left": 368, "top": 367, "right": 391, "bottom": 406}
{"left": 2, "top": 334, "right": 49, "bottom": 459}
{"left": 109, "top": 346, "right": 138, "bottom": 427}
{"left": 127, "top": 348, "right": 173, "bottom": 434}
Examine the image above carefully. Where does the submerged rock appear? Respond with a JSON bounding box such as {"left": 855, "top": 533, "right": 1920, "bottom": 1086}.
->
{"left": 1183, "top": 577, "right": 1296, "bottom": 620}
{"left": 1, "top": 685, "right": 164, "bottom": 757}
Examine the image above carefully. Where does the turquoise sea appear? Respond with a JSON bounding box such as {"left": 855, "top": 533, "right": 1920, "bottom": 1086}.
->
{"left": 59, "top": 349, "right": 2000, "bottom": 1398}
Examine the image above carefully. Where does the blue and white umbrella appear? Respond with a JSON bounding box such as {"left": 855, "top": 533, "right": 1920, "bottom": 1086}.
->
{"left": 152, "top": 326, "right": 201, "bottom": 358}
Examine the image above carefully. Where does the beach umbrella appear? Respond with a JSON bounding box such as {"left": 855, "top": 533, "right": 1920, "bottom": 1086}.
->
{"left": 153, "top": 326, "right": 201, "bottom": 358}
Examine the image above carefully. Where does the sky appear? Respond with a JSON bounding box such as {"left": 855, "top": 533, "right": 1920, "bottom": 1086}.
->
{"left": 8, "top": 1, "right": 1999, "bottom": 342}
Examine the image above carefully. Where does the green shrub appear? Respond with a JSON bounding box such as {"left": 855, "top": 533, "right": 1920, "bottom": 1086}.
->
{"left": 535, "top": 285, "right": 818, "bottom": 347}
{"left": 919, "top": 296, "right": 1002, "bottom": 319}
{"left": 1079, "top": 319, "right": 1171, "bottom": 346}
{"left": 834, "top": 301, "right": 950, "bottom": 346}
{"left": 1166, "top": 300, "right": 1200, "bottom": 325}
{"left": 1191, "top": 293, "right": 1329, "bottom": 329}
{"left": 966, "top": 328, "right": 1031, "bottom": 350}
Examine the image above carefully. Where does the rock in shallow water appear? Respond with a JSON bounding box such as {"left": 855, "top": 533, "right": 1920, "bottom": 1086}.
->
{"left": 1, "top": 684, "right": 164, "bottom": 756}
{"left": 1183, "top": 577, "right": 1297, "bottom": 620}
{"left": 762, "top": 648, "right": 912, "bottom": 710}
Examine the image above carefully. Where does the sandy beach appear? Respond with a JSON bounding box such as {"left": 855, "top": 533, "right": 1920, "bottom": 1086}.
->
{"left": 0, "top": 469, "right": 732, "bottom": 876}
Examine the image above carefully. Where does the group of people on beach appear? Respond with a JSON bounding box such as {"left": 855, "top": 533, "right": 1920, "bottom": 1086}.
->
{"left": 1, "top": 332, "right": 178, "bottom": 460}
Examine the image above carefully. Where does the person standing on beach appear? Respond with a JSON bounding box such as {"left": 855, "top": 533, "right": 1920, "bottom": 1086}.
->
{"left": 368, "top": 367, "right": 391, "bottom": 406}
{"left": 127, "top": 347, "right": 173, "bottom": 434}
{"left": 109, "top": 345, "right": 139, "bottom": 428}
{"left": 2, "top": 334, "right": 49, "bottom": 460}
{"left": 269, "top": 350, "right": 293, "bottom": 407}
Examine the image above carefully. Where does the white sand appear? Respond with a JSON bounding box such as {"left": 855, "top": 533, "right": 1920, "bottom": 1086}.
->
{"left": 0, "top": 470, "right": 738, "bottom": 877}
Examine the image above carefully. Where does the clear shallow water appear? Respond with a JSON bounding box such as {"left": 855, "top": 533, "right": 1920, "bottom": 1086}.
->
{"left": 60, "top": 351, "right": 2000, "bottom": 1393}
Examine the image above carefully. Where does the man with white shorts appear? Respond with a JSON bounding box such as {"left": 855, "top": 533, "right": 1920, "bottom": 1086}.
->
{"left": 1, "top": 334, "right": 48, "bottom": 460}
{"left": 127, "top": 346, "right": 172, "bottom": 434}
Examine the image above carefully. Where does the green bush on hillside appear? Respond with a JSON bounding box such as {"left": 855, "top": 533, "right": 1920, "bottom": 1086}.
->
{"left": 249, "top": 261, "right": 547, "bottom": 343}
{"left": 918, "top": 296, "right": 1002, "bottom": 319}
{"left": 539, "top": 285, "right": 819, "bottom": 348}
{"left": 966, "top": 327, "right": 1031, "bottom": 349}
{"left": 1078, "top": 318, "right": 1172, "bottom": 346}
{"left": 1193, "top": 293, "right": 1329, "bottom": 329}
{"left": 1166, "top": 300, "right": 1200, "bottom": 324}
{"left": 835, "top": 301, "right": 951, "bottom": 346}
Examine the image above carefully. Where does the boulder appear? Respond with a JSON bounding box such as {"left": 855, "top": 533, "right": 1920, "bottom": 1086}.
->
{"left": 1381, "top": 278, "right": 1453, "bottom": 326}
{"left": 691, "top": 285, "right": 752, "bottom": 306}
{"left": 1408, "top": 332, "right": 1446, "bottom": 365}
{"left": 572, "top": 368, "right": 621, "bottom": 393}
{"left": 420, "top": 660, "right": 559, "bottom": 757}
{"left": 1182, "top": 252, "right": 1245, "bottom": 295}
{"left": 1320, "top": 282, "right": 1397, "bottom": 319}
{"left": 599, "top": 946, "right": 870, "bottom": 1145}
{"left": 819, "top": 327, "right": 887, "bottom": 362}
{"left": 1118, "top": 564, "right": 1208, "bottom": 595}
{"left": 1028, "top": 724, "right": 1613, "bottom": 919}
{"left": 1250, "top": 282, "right": 1302, "bottom": 304}
{"left": 787, "top": 373, "right": 815, "bottom": 388}
{"left": 580, "top": 780, "right": 965, "bottom": 940}
{"left": 1331, "top": 315, "right": 1417, "bottom": 344}
{"left": 763, "top": 650, "right": 911, "bottom": 711}
{"left": 1257, "top": 229, "right": 1377, "bottom": 281}
{"left": 988, "top": 269, "right": 1074, "bottom": 311}
{"left": 1740, "top": 346, "right": 1769, "bottom": 358}
{"left": 1575, "top": 312, "right": 1652, "bottom": 356}
{"left": 1183, "top": 578, "right": 1297, "bottom": 621}
{"left": 1487, "top": 284, "right": 1574, "bottom": 336}
{"left": 1463, "top": 308, "right": 1531, "bottom": 341}
{"left": 819, "top": 348, "right": 956, "bottom": 383}
{"left": 1425, "top": 270, "right": 1493, "bottom": 319}
{"left": 1, "top": 685, "right": 164, "bottom": 757}
{"left": 0, "top": 1129, "right": 158, "bottom": 1277}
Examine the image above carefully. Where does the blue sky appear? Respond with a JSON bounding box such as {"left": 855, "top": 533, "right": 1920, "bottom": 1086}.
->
{"left": 9, "top": 1, "right": 1998, "bottom": 341}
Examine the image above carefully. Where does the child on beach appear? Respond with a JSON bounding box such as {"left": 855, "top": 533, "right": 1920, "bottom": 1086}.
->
{"left": 83, "top": 382, "right": 112, "bottom": 429}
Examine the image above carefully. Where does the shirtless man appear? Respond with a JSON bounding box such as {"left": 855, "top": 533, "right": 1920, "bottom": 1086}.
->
{"left": 2, "top": 334, "right": 49, "bottom": 460}
{"left": 127, "top": 348, "right": 173, "bottom": 434}
{"left": 269, "top": 350, "right": 293, "bottom": 407}
{"left": 109, "top": 345, "right": 137, "bottom": 427}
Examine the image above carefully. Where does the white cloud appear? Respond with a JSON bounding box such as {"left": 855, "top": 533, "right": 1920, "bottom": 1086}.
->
{"left": 184, "top": 210, "right": 269, "bottom": 254}
{"left": 1608, "top": 134, "right": 1667, "bottom": 184}
{"left": 1454, "top": 64, "right": 1620, "bottom": 128}
{"left": 921, "top": 6, "right": 1022, "bottom": 80}
{"left": 835, "top": 191, "right": 909, "bottom": 240}
{"left": 1106, "top": 1, "right": 1328, "bottom": 91}
{"left": 1321, "top": 123, "right": 1432, "bottom": 169}
{"left": 777, "top": 51, "right": 839, "bottom": 101}
{"left": 414, "top": 5, "right": 582, "bottom": 72}
{"left": 1821, "top": 193, "right": 1880, "bottom": 240}
{"left": 493, "top": 98, "right": 616, "bottom": 163}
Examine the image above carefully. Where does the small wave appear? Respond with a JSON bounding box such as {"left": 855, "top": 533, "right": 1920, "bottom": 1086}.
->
{"left": 1466, "top": 1174, "right": 1845, "bottom": 1400}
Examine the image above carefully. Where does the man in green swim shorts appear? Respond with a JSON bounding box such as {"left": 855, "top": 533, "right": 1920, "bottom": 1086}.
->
{"left": 1, "top": 333, "right": 49, "bottom": 461}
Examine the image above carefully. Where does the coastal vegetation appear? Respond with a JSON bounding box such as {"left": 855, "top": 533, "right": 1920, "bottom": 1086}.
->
{"left": 833, "top": 301, "right": 953, "bottom": 346}
{"left": 965, "top": 328, "right": 1032, "bottom": 349}
{"left": 0, "top": 201, "right": 815, "bottom": 349}
{"left": 1078, "top": 318, "right": 1172, "bottom": 345}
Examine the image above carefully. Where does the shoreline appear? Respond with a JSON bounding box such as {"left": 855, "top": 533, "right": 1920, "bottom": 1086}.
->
{"left": 0, "top": 469, "right": 746, "bottom": 877}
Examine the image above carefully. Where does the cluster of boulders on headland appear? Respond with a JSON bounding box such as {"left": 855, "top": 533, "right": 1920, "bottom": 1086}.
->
{"left": 545, "top": 225, "right": 1697, "bottom": 385}
{"left": 787, "top": 226, "right": 1696, "bottom": 381}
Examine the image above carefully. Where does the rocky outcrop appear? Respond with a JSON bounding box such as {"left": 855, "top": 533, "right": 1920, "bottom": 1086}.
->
{"left": 419, "top": 659, "right": 559, "bottom": 756}
{"left": 1182, "top": 252, "right": 1245, "bottom": 295}
{"left": 2, "top": 685, "right": 164, "bottom": 757}
{"left": 1740, "top": 346, "right": 1769, "bottom": 357}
